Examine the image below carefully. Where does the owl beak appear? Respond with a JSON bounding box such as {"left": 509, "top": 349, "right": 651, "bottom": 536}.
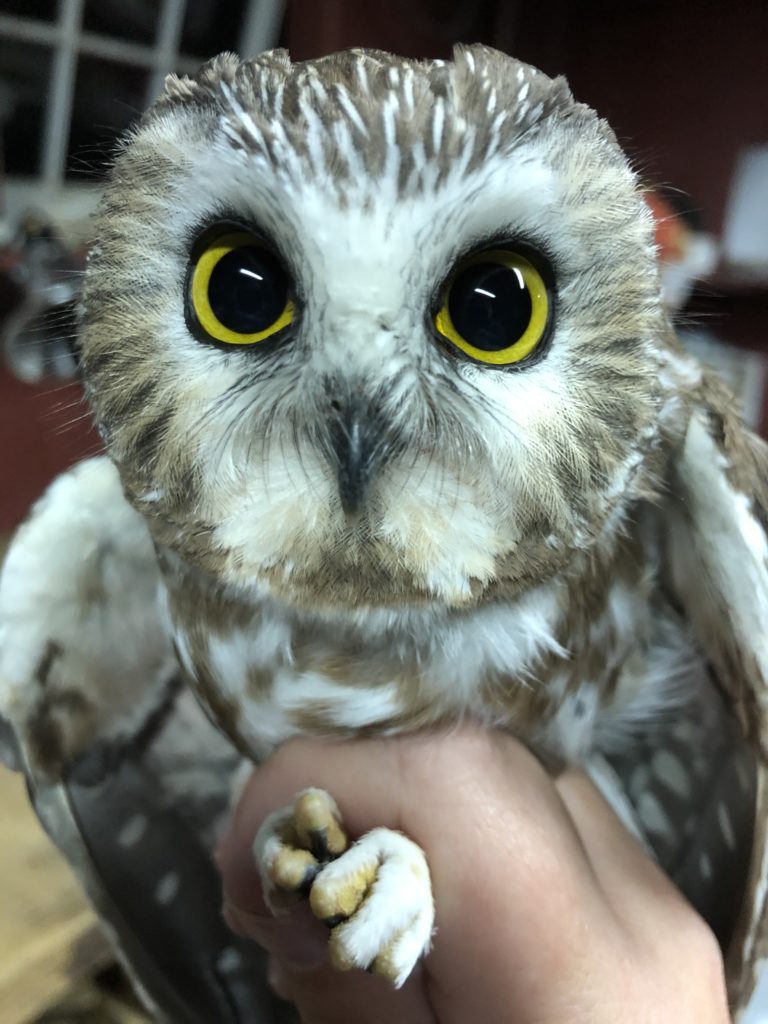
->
{"left": 329, "top": 398, "right": 381, "bottom": 520}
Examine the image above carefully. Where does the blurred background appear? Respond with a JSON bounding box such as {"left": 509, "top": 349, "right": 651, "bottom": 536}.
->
{"left": 0, "top": 1, "right": 766, "bottom": 1020}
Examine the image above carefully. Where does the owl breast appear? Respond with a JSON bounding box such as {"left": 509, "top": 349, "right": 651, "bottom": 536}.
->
{"left": 162, "top": 528, "right": 695, "bottom": 764}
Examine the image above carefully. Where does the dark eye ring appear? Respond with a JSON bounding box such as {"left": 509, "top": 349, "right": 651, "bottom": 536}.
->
{"left": 434, "top": 249, "right": 550, "bottom": 365}
{"left": 187, "top": 230, "right": 294, "bottom": 346}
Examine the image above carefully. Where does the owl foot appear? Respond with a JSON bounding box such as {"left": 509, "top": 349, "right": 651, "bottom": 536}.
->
{"left": 254, "top": 788, "right": 434, "bottom": 987}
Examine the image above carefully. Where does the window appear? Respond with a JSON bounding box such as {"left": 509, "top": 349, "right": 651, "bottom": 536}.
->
{"left": 0, "top": 0, "right": 284, "bottom": 186}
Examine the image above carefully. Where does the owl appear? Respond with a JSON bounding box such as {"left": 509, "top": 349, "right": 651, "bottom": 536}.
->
{"left": 1, "top": 44, "right": 767, "bottom": 1016}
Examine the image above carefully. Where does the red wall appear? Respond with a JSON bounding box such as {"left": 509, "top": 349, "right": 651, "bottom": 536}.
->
{"left": 0, "top": 370, "right": 101, "bottom": 531}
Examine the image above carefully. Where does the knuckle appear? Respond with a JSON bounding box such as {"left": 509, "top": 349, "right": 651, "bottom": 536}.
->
{"left": 664, "top": 903, "right": 726, "bottom": 985}
{"left": 687, "top": 917, "right": 726, "bottom": 980}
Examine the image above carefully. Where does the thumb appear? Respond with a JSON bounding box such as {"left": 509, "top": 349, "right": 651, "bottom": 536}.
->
{"left": 259, "top": 959, "right": 435, "bottom": 1024}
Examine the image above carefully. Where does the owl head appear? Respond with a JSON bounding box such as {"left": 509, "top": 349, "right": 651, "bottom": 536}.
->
{"left": 82, "top": 45, "right": 666, "bottom": 610}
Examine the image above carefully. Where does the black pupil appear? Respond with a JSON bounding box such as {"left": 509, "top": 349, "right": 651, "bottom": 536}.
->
{"left": 208, "top": 245, "right": 288, "bottom": 334}
{"left": 447, "top": 262, "right": 533, "bottom": 351}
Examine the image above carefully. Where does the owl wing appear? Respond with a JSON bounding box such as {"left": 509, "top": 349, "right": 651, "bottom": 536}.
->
{"left": 0, "top": 456, "right": 180, "bottom": 782}
{"left": 663, "top": 367, "right": 768, "bottom": 1013}
{"left": 0, "top": 458, "right": 295, "bottom": 1020}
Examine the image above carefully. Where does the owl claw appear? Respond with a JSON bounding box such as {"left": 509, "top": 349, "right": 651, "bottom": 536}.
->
{"left": 254, "top": 791, "right": 434, "bottom": 987}
{"left": 293, "top": 788, "right": 348, "bottom": 860}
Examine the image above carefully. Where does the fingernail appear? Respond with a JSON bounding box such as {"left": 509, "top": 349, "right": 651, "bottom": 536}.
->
{"left": 222, "top": 901, "right": 329, "bottom": 971}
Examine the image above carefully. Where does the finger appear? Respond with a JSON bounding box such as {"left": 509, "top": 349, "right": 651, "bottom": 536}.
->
{"left": 555, "top": 770, "right": 729, "bottom": 1021}
{"left": 222, "top": 857, "right": 437, "bottom": 1023}
{"left": 415, "top": 733, "right": 621, "bottom": 1024}
{"left": 269, "top": 964, "right": 436, "bottom": 1024}
{"left": 216, "top": 731, "right": 622, "bottom": 1024}
{"left": 223, "top": 900, "right": 329, "bottom": 971}
{"left": 555, "top": 769, "right": 701, "bottom": 930}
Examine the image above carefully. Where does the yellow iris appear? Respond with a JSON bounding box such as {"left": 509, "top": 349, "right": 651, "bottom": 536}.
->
{"left": 189, "top": 231, "right": 294, "bottom": 346}
{"left": 434, "top": 249, "right": 550, "bottom": 365}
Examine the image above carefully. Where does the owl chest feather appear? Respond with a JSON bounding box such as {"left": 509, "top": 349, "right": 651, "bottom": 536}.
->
{"left": 162, "top": 525, "right": 692, "bottom": 764}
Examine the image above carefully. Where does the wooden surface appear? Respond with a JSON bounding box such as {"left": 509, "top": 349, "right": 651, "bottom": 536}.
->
{"left": 0, "top": 767, "right": 113, "bottom": 1022}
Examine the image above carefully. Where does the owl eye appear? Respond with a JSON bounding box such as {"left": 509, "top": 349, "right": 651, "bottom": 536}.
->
{"left": 187, "top": 231, "right": 294, "bottom": 346}
{"left": 434, "top": 249, "right": 550, "bottom": 365}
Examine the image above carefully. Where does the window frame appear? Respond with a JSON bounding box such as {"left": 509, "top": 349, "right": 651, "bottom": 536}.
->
{"left": 0, "top": 0, "right": 284, "bottom": 187}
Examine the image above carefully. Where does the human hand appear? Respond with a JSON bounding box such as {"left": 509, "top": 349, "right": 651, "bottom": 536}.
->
{"left": 216, "top": 726, "right": 729, "bottom": 1023}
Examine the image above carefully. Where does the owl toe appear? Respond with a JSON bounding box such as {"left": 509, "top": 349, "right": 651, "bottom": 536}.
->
{"left": 311, "top": 826, "right": 434, "bottom": 987}
{"left": 268, "top": 846, "right": 319, "bottom": 894}
{"left": 293, "top": 787, "right": 348, "bottom": 860}
{"left": 254, "top": 787, "right": 349, "bottom": 912}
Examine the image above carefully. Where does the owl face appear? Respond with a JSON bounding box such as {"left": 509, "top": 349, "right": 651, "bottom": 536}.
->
{"left": 83, "top": 46, "right": 666, "bottom": 610}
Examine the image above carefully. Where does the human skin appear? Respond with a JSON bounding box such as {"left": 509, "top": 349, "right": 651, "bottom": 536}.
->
{"left": 216, "top": 726, "right": 730, "bottom": 1024}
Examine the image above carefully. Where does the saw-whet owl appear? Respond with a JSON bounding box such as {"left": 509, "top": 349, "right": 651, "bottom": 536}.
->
{"left": 1, "top": 44, "right": 768, "bottom": 1009}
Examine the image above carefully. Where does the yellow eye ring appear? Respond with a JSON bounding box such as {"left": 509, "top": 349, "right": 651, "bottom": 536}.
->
{"left": 188, "top": 231, "right": 295, "bottom": 346}
{"left": 434, "top": 249, "right": 550, "bottom": 365}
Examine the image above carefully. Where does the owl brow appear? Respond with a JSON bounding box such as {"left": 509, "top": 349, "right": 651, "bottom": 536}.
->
{"left": 184, "top": 213, "right": 280, "bottom": 261}
{"left": 443, "top": 232, "right": 557, "bottom": 285}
